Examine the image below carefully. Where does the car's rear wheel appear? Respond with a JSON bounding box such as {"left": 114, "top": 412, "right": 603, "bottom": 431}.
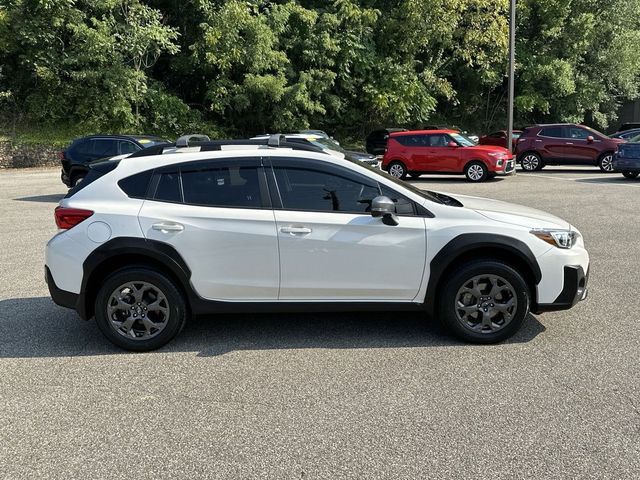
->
{"left": 437, "top": 260, "right": 530, "bottom": 343}
{"left": 464, "top": 161, "right": 488, "bottom": 182}
{"left": 598, "top": 153, "right": 615, "bottom": 172}
{"left": 94, "top": 267, "right": 187, "bottom": 351}
{"left": 622, "top": 171, "right": 639, "bottom": 179}
{"left": 520, "top": 152, "right": 543, "bottom": 171}
{"left": 387, "top": 161, "right": 407, "bottom": 179}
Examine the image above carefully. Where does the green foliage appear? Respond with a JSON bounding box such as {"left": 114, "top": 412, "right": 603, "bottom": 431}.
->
{"left": 2, "top": 0, "right": 640, "bottom": 140}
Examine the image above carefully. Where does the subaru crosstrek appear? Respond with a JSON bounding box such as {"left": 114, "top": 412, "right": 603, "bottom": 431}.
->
{"left": 46, "top": 135, "right": 589, "bottom": 351}
{"left": 382, "top": 130, "right": 515, "bottom": 182}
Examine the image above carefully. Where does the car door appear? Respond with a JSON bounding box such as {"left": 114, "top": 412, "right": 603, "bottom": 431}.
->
{"left": 423, "top": 134, "right": 460, "bottom": 172}
{"left": 138, "top": 158, "right": 280, "bottom": 301}
{"left": 267, "top": 157, "right": 427, "bottom": 301}
{"left": 536, "top": 126, "right": 567, "bottom": 161}
{"left": 564, "top": 126, "right": 600, "bottom": 163}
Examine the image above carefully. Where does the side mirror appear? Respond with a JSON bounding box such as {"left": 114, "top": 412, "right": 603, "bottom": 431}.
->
{"left": 587, "top": 135, "right": 594, "bottom": 143}
{"left": 447, "top": 141, "right": 458, "bottom": 148}
{"left": 371, "top": 196, "right": 399, "bottom": 226}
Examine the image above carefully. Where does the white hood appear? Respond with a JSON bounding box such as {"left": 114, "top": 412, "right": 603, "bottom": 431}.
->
{"left": 450, "top": 193, "right": 571, "bottom": 230}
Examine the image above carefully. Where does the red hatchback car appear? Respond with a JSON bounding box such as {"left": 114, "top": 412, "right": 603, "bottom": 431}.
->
{"left": 479, "top": 130, "right": 522, "bottom": 150}
{"left": 382, "top": 130, "right": 515, "bottom": 182}
{"left": 515, "top": 123, "right": 624, "bottom": 172}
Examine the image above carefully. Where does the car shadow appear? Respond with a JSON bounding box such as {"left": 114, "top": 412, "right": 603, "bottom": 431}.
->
{"left": 15, "top": 193, "right": 65, "bottom": 203}
{"left": 0, "top": 297, "right": 546, "bottom": 358}
{"left": 409, "top": 177, "right": 505, "bottom": 184}
{"left": 575, "top": 176, "right": 639, "bottom": 185}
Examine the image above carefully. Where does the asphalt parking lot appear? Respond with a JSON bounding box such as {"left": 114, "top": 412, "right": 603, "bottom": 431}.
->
{"left": 1, "top": 166, "right": 638, "bottom": 479}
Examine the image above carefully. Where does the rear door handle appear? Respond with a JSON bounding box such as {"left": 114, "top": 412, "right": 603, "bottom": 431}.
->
{"left": 280, "top": 226, "right": 312, "bottom": 235}
{"left": 152, "top": 222, "right": 184, "bottom": 233}
{"left": 566, "top": 142, "right": 574, "bottom": 145}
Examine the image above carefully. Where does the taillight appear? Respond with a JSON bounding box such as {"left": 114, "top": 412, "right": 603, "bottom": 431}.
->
{"left": 54, "top": 207, "right": 93, "bottom": 229}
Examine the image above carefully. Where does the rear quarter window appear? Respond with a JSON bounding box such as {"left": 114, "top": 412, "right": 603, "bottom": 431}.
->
{"left": 118, "top": 170, "right": 153, "bottom": 199}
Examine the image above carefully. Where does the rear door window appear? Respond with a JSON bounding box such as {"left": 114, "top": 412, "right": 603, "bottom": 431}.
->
{"left": 91, "top": 139, "right": 119, "bottom": 157}
{"left": 181, "top": 165, "right": 262, "bottom": 208}
{"left": 395, "top": 135, "right": 428, "bottom": 147}
{"left": 539, "top": 126, "right": 565, "bottom": 138}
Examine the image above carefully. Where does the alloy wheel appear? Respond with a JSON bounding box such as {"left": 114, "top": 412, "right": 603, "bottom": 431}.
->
{"left": 467, "top": 164, "right": 485, "bottom": 181}
{"left": 107, "top": 281, "right": 170, "bottom": 340}
{"left": 521, "top": 154, "right": 539, "bottom": 171}
{"left": 454, "top": 274, "right": 518, "bottom": 334}
{"left": 389, "top": 163, "right": 405, "bottom": 178}
{"left": 600, "top": 154, "right": 614, "bottom": 172}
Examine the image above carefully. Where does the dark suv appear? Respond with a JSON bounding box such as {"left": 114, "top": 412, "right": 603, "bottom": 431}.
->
{"left": 516, "top": 124, "right": 624, "bottom": 172}
{"left": 60, "top": 135, "right": 168, "bottom": 187}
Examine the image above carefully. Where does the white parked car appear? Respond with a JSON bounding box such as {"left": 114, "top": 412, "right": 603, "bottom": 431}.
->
{"left": 46, "top": 135, "right": 589, "bottom": 351}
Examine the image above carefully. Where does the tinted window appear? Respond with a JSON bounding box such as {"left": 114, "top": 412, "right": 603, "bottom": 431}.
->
{"left": 488, "top": 132, "right": 505, "bottom": 138}
{"left": 274, "top": 165, "right": 379, "bottom": 213}
{"left": 395, "top": 135, "right": 428, "bottom": 147}
{"left": 380, "top": 185, "right": 415, "bottom": 215}
{"left": 427, "top": 134, "right": 451, "bottom": 147}
{"left": 181, "top": 165, "right": 262, "bottom": 208}
{"left": 155, "top": 172, "right": 181, "bottom": 203}
{"left": 540, "top": 127, "right": 564, "bottom": 138}
{"left": 71, "top": 139, "right": 92, "bottom": 155}
{"left": 568, "top": 127, "right": 590, "bottom": 139}
{"left": 118, "top": 170, "right": 153, "bottom": 198}
{"left": 119, "top": 140, "right": 140, "bottom": 154}
{"left": 91, "top": 139, "right": 119, "bottom": 157}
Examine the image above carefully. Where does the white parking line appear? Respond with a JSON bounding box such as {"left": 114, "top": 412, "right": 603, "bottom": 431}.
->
{"left": 522, "top": 172, "right": 640, "bottom": 187}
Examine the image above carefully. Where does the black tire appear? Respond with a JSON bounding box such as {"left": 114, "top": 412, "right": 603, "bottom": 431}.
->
{"left": 409, "top": 172, "right": 422, "bottom": 179}
{"left": 622, "top": 171, "right": 639, "bottom": 179}
{"left": 597, "top": 152, "right": 615, "bottom": 172}
{"left": 70, "top": 172, "right": 86, "bottom": 187}
{"left": 464, "top": 161, "right": 489, "bottom": 182}
{"left": 437, "top": 259, "right": 530, "bottom": 344}
{"left": 520, "top": 152, "right": 543, "bottom": 171}
{"left": 94, "top": 267, "right": 187, "bottom": 351}
{"left": 387, "top": 161, "right": 407, "bottom": 179}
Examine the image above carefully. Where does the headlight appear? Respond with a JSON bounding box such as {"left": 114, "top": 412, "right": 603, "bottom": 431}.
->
{"left": 530, "top": 229, "right": 578, "bottom": 249}
{"left": 488, "top": 152, "right": 505, "bottom": 158}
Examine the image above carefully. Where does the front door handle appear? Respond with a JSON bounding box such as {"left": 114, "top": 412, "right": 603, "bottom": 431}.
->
{"left": 280, "top": 226, "right": 312, "bottom": 235}
{"left": 152, "top": 222, "right": 184, "bottom": 233}
{"left": 566, "top": 142, "right": 574, "bottom": 145}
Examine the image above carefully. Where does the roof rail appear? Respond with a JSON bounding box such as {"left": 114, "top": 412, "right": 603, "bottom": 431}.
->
{"left": 125, "top": 135, "right": 327, "bottom": 159}
{"left": 175, "top": 134, "right": 211, "bottom": 147}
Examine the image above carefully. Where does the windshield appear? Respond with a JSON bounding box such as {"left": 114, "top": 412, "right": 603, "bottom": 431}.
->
{"left": 450, "top": 133, "right": 476, "bottom": 147}
{"left": 512, "top": 132, "right": 521, "bottom": 139}
{"left": 309, "top": 137, "right": 345, "bottom": 153}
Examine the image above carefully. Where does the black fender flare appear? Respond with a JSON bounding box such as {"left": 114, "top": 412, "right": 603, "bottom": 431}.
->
{"left": 79, "top": 237, "right": 192, "bottom": 319}
{"left": 423, "top": 233, "right": 542, "bottom": 317}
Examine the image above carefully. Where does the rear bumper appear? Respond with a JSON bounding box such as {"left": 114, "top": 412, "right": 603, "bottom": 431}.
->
{"left": 534, "top": 265, "right": 589, "bottom": 313}
{"left": 46, "top": 266, "right": 79, "bottom": 311}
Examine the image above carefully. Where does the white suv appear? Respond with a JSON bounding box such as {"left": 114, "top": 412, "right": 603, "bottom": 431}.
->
{"left": 46, "top": 135, "right": 589, "bottom": 351}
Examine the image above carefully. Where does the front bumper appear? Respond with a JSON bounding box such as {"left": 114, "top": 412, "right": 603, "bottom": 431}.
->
{"left": 495, "top": 159, "right": 516, "bottom": 175}
{"left": 534, "top": 265, "right": 589, "bottom": 313}
{"left": 612, "top": 157, "right": 640, "bottom": 172}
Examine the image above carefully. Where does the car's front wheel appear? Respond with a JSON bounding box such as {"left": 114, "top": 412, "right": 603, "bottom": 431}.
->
{"left": 464, "top": 161, "right": 488, "bottom": 182}
{"left": 438, "top": 260, "right": 530, "bottom": 343}
{"left": 598, "top": 153, "right": 615, "bottom": 172}
{"left": 622, "top": 171, "right": 639, "bottom": 179}
{"left": 387, "top": 161, "right": 407, "bottom": 179}
{"left": 94, "top": 267, "right": 187, "bottom": 351}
